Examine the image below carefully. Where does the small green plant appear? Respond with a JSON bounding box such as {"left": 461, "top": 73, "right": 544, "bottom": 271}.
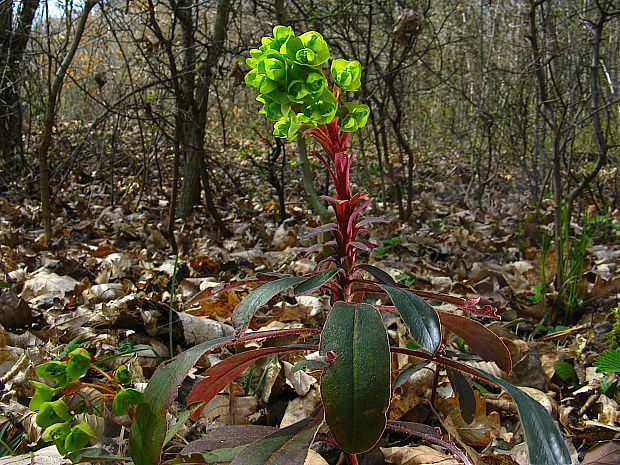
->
{"left": 28, "top": 346, "right": 143, "bottom": 456}
{"left": 374, "top": 236, "right": 403, "bottom": 256}
{"left": 430, "top": 219, "right": 442, "bottom": 233}
{"left": 553, "top": 360, "right": 579, "bottom": 386}
{"left": 595, "top": 347, "right": 620, "bottom": 399}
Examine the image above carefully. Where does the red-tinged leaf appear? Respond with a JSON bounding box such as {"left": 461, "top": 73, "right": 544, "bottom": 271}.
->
{"left": 387, "top": 421, "right": 473, "bottom": 465}
{"left": 231, "top": 276, "right": 307, "bottom": 334}
{"left": 378, "top": 284, "right": 441, "bottom": 353}
{"left": 349, "top": 240, "right": 374, "bottom": 251}
{"left": 474, "top": 368, "right": 572, "bottom": 465}
{"left": 447, "top": 368, "right": 476, "bottom": 424}
{"left": 355, "top": 264, "right": 396, "bottom": 286}
{"left": 187, "top": 345, "right": 315, "bottom": 420}
{"left": 320, "top": 302, "right": 391, "bottom": 454}
{"left": 230, "top": 407, "right": 323, "bottom": 465}
{"left": 187, "top": 276, "right": 279, "bottom": 306}
{"left": 181, "top": 426, "right": 278, "bottom": 454}
{"left": 347, "top": 197, "right": 373, "bottom": 233}
{"left": 582, "top": 440, "right": 620, "bottom": 465}
{"left": 411, "top": 291, "right": 500, "bottom": 320}
{"left": 412, "top": 290, "right": 473, "bottom": 307}
{"left": 129, "top": 335, "right": 234, "bottom": 465}
{"left": 464, "top": 304, "right": 500, "bottom": 320}
{"left": 437, "top": 311, "right": 512, "bottom": 372}
{"left": 320, "top": 195, "right": 339, "bottom": 211}
{"left": 302, "top": 223, "right": 338, "bottom": 239}
{"left": 355, "top": 216, "right": 388, "bottom": 228}
{"left": 294, "top": 268, "right": 341, "bottom": 295}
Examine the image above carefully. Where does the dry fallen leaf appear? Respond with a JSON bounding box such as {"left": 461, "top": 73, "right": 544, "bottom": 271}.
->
{"left": 382, "top": 445, "right": 461, "bottom": 465}
{"left": 436, "top": 390, "right": 501, "bottom": 447}
{"left": 582, "top": 439, "right": 620, "bottom": 465}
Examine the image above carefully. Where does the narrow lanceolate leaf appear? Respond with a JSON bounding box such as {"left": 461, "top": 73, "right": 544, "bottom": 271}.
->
{"left": 231, "top": 276, "right": 306, "bottom": 334}
{"left": 187, "top": 345, "right": 315, "bottom": 420}
{"left": 181, "top": 426, "right": 278, "bottom": 454}
{"left": 378, "top": 284, "right": 441, "bottom": 353}
{"left": 438, "top": 311, "right": 512, "bottom": 372}
{"left": 129, "top": 335, "right": 234, "bottom": 465}
{"left": 294, "top": 268, "right": 341, "bottom": 295}
{"left": 302, "top": 223, "right": 338, "bottom": 239}
{"left": 320, "top": 302, "right": 391, "bottom": 454}
{"left": 355, "top": 264, "right": 396, "bottom": 286}
{"left": 476, "top": 368, "right": 572, "bottom": 465}
{"left": 230, "top": 407, "right": 323, "bottom": 465}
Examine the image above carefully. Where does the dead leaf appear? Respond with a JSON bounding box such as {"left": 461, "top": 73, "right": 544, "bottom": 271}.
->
{"left": 582, "top": 440, "right": 620, "bottom": 465}
{"left": 436, "top": 390, "right": 501, "bottom": 447}
{"left": 0, "top": 290, "right": 35, "bottom": 330}
{"left": 382, "top": 445, "right": 460, "bottom": 464}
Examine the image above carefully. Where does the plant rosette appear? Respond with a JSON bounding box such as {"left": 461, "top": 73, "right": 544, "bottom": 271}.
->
{"left": 126, "top": 26, "right": 572, "bottom": 465}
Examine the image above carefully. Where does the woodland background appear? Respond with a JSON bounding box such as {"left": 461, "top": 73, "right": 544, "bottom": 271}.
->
{"left": 1, "top": 1, "right": 620, "bottom": 464}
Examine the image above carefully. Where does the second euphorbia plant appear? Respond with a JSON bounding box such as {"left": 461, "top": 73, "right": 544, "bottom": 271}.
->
{"left": 127, "top": 26, "right": 572, "bottom": 465}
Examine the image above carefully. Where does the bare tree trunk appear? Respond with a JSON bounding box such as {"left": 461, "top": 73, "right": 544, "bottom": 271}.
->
{"left": 566, "top": 5, "right": 614, "bottom": 216}
{"left": 38, "top": 0, "right": 99, "bottom": 241}
{"left": 177, "top": 0, "right": 231, "bottom": 232}
{"left": 0, "top": 0, "right": 39, "bottom": 159}
{"left": 527, "top": 0, "right": 564, "bottom": 294}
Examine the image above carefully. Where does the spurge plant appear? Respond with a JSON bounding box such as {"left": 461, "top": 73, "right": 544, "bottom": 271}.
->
{"left": 54, "top": 26, "right": 571, "bottom": 465}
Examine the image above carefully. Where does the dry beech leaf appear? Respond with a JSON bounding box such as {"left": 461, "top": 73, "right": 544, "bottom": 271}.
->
{"left": 20, "top": 269, "right": 78, "bottom": 301}
{"left": 0, "top": 291, "right": 35, "bottom": 330}
{"left": 280, "top": 387, "right": 320, "bottom": 428}
{"left": 188, "top": 289, "right": 240, "bottom": 321}
{"left": 582, "top": 440, "right": 620, "bottom": 465}
{"left": 282, "top": 361, "right": 316, "bottom": 396}
{"left": 382, "top": 445, "right": 460, "bottom": 465}
{"left": 200, "top": 393, "right": 258, "bottom": 424}
{"left": 437, "top": 390, "right": 501, "bottom": 447}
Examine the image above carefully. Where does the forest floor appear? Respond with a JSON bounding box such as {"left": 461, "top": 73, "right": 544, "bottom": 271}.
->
{"left": 0, "top": 135, "right": 619, "bottom": 465}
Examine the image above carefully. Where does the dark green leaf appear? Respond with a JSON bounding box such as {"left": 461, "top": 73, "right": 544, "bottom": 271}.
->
{"left": 378, "top": 284, "right": 441, "bottom": 353}
{"left": 554, "top": 360, "right": 579, "bottom": 385}
{"left": 293, "top": 268, "right": 340, "bottom": 295}
{"left": 129, "top": 335, "right": 234, "bottom": 465}
{"left": 447, "top": 369, "right": 476, "bottom": 424}
{"left": 356, "top": 264, "right": 396, "bottom": 286}
{"left": 230, "top": 407, "right": 323, "bottom": 465}
{"left": 231, "top": 276, "right": 305, "bottom": 333}
{"left": 320, "top": 302, "right": 390, "bottom": 454}
{"left": 476, "top": 368, "right": 571, "bottom": 465}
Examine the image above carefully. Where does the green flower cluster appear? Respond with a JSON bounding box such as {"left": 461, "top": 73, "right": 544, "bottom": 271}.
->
{"left": 29, "top": 348, "right": 143, "bottom": 456}
{"left": 245, "top": 26, "right": 370, "bottom": 140}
